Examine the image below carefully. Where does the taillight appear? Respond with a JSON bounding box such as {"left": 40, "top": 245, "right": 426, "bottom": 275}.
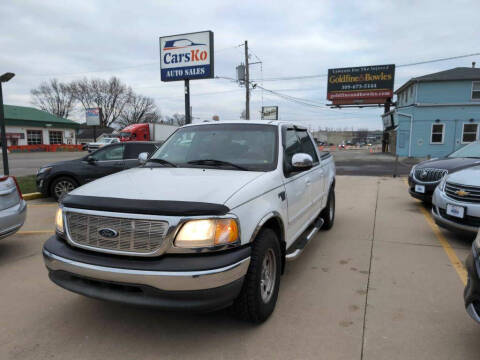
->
{"left": 11, "top": 176, "right": 23, "bottom": 199}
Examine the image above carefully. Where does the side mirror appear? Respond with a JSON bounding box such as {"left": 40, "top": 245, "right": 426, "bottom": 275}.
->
{"left": 291, "top": 153, "right": 313, "bottom": 170}
{"left": 138, "top": 152, "right": 149, "bottom": 165}
{"left": 86, "top": 155, "right": 95, "bottom": 164}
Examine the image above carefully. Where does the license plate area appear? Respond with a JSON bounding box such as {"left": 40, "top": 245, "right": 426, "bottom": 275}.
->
{"left": 446, "top": 204, "right": 465, "bottom": 219}
{"left": 415, "top": 185, "right": 425, "bottom": 194}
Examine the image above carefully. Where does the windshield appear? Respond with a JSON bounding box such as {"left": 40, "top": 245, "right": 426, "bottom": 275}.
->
{"left": 150, "top": 123, "right": 278, "bottom": 171}
{"left": 448, "top": 142, "right": 480, "bottom": 158}
{"left": 99, "top": 138, "right": 113, "bottom": 143}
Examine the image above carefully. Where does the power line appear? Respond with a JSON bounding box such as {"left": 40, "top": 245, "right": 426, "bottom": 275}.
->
{"left": 26, "top": 45, "right": 242, "bottom": 78}
{"left": 250, "top": 51, "right": 480, "bottom": 82}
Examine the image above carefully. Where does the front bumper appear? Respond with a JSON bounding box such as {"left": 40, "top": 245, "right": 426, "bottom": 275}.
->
{"left": 0, "top": 200, "right": 27, "bottom": 240}
{"left": 464, "top": 245, "right": 480, "bottom": 323}
{"left": 407, "top": 176, "right": 437, "bottom": 202}
{"left": 432, "top": 189, "right": 480, "bottom": 234}
{"left": 43, "top": 236, "right": 250, "bottom": 311}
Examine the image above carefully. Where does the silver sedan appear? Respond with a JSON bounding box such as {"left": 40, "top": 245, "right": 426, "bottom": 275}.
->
{"left": 0, "top": 176, "right": 26, "bottom": 239}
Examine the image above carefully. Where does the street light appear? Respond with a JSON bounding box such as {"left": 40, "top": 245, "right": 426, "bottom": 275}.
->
{"left": 0, "top": 72, "right": 15, "bottom": 175}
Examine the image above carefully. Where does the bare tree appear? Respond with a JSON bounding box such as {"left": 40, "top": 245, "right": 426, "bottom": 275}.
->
{"left": 117, "top": 94, "right": 159, "bottom": 127}
{"left": 171, "top": 113, "right": 186, "bottom": 126}
{"left": 69, "top": 77, "right": 132, "bottom": 127}
{"left": 31, "top": 79, "right": 75, "bottom": 118}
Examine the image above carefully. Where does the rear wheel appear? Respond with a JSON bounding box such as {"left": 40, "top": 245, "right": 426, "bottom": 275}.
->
{"left": 50, "top": 176, "right": 77, "bottom": 201}
{"left": 321, "top": 187, "right": 335, "bottom": 230}
{"left": 230, "top": 228, "right": 281, "bottom": 323}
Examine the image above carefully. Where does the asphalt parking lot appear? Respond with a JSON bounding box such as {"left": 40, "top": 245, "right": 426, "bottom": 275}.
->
{"left": 0, "top": 151, "right": 87, "bottom": 177}
{"left": 1, "top": 176, "right": 479, "bottom": 360}
{"left": 1, "top": 149, "right": 415, "bottom": 178}
{"left": 333, "top": 149, "right": 418, "bottom": 176}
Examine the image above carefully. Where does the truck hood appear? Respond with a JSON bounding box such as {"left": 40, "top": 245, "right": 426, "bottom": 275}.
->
{"left": 447, "top": 165, "right": 480, "bottom": 187}
{"left": 70, "top": 167, "right": 266, "bottom": 205}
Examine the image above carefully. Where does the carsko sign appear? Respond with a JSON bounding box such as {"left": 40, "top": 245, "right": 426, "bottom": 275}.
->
{"left": 327, "top": 64, "right": 395, "bottom": 105}
{"left": 159, "top": 31, "right": 214, "bottom": 82}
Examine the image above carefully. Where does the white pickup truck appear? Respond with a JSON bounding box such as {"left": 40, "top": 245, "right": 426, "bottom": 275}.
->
{"left": 43, "top": 121, "right": 336, "bottom": 323}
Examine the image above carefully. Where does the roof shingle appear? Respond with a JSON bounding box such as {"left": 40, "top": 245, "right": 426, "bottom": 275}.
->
{"left": 395, "top": 67, "right": 480, "bottom": 94}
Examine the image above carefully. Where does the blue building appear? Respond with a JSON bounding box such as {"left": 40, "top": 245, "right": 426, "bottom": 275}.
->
{"left": 382, "top": 66, "right": 480, "bottom": 157}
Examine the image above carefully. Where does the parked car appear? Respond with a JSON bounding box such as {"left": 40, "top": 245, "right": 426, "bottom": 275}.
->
{"left": 42, "top": 121, "right": 336, "bottom": 323}
{"left": 87, "top": 137, "right": 120, "bottom": 152}
{"left": 464, "top": 230, "right": 480, "bottom": 323}
{"left": 408, "top": 141, "right": 480, "bottom": 203}
{"left": 432, "top": 165, "right": 480, "bottom": 234}
{"left": 0, "top": 176, "right": 26, "bottom": 239}
{"left": 37, "top": 141, "right": 160, "bottom": 200}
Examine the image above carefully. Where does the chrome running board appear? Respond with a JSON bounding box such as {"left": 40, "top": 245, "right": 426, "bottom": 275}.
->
{"left": 285, "top": 218, "right": 324, "bottom": 262}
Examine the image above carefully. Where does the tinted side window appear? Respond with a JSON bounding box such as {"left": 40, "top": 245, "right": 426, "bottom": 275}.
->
{"left": 91, "top": 144, "right": 124, "bottom": 161}
{"left": 124, "top": 143, "right": 156, "bottom": 159}
{"left": 296, "top": 130, "right": 319, "bottom": 163}
{"left": 284, "top": 129, "right": 302, "bottom": 167}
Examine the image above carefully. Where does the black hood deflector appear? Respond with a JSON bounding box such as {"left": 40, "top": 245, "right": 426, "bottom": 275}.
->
{"left": 61, "top": 194, "right": 230, "bottom": 216}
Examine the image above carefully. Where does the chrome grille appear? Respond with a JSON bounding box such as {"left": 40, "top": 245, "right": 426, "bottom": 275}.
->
{"left": 414, "top": 168, "right": 448, "bottom": 183}
{"left": 445, "top": 182, "right": 480, "bottom": 203}
{"left": 65, "top": 211, "right": 169, "bottom": 255}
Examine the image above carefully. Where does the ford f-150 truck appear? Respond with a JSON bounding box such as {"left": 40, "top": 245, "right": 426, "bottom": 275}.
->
{"left": 43, "top": 121, "right": 336, "bottom": 323}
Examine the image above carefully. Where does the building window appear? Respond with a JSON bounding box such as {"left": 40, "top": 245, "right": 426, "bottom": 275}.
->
{"left": 462, "top": 123, "right": 478, "bottom": 143}
{"left": 473, "top": 82, "right": 480, "bottom": 100}
{"left": 49, "top": 131, "right": 63, "bottom": 144}
{"left": 26, "top": 130, "right": 43, "bottom": 145}
{"left": 431, "top": 124, "right": 444, "bottom": 144}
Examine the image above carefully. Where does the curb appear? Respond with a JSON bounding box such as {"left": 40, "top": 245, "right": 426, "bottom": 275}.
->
{"left": 23, "top": 192, "right": 44, "bottom": 201}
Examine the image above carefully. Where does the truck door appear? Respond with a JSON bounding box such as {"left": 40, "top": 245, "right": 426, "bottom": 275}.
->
{"left": 282, "top": 128, "right": 314, "bottom": 245}
{"left": 296, "top": 129, "right": 324, "bottom": 213}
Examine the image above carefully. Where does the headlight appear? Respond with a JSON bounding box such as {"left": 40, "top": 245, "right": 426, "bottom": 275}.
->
{"left": 38, "top": 167, "right": 52, "bottom": 175}
{"left": 475, "top": 231, "right": 480, "bottom": 251}
{"left": 175, "top": 218, "right": 239, "bottom": 248}
{"left": 438, "top": 176, "right": 448, "bottom": 192}
{"left": 410, "top": 165, "right": 416, "bottom": 176}
{"left": 55, "top": 207, "right": 64, "bottom": 233}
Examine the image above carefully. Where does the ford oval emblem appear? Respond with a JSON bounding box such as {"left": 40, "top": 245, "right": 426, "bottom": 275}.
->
{"left": 98, "top": 228, "right": 119, "bottom": 238}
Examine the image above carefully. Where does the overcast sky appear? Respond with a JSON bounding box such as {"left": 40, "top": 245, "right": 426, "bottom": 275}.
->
{"left": 1, "top": 0, "right": 480, "bottom": 130}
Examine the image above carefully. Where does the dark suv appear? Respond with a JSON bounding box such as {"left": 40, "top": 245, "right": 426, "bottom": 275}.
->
{"left": 408, "top": 141, "right": 480, "bottom": 203}
{"left": 36, "top": 141, "right": 160, "bottom": 200}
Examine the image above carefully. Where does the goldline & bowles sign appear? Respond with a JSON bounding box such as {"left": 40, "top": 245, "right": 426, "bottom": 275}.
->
{"left": 327, "top": 64, "right": 395, "bottom": 105}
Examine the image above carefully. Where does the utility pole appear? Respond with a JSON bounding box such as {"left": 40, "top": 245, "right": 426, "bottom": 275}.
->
{"left": 244, "top": 40, "right": 250, "bottom": 120}
{"left": 185, "top": 79, "right": 191, "bottom": 124}
{"left": 0, "top": 73, "right": 15, "bottom": 176}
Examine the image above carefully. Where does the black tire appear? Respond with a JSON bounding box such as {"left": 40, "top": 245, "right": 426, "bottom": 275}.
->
{"left": 230, "top": 228, "right": 281, "bottom": 323}
{"left": 50, "top": 176, "right": 78, "bottom": 201}
{"left": 321, "top": 188, "right": 335, "bottom": 230}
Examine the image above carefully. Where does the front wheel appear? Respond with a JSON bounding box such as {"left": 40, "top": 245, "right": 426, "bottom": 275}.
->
{"left": 230, "top": 229, "right": 281, "bottom": 323}
{"left": 50, "top": 176, "right": 77, "bottom": 201}
{"left": 321, "top": 188, "right": 335, "bottom": 230}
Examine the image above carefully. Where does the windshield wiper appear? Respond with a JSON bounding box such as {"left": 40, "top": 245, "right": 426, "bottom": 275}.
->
{"left": 187, "top": 159, "right": 248, "bottom": 171}
{"left": 146, "top": 158, "right": 177, "bottom": 167}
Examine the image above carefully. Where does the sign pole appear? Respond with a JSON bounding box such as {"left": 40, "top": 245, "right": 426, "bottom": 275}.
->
{"left": 244, "top": 40, "right": 250, "bottom": 120}
{"left": 0, "top": 83, "right": 9, "bottom": 175}
{"left": 185, "top": 79, "right": 191, "bottom": 124}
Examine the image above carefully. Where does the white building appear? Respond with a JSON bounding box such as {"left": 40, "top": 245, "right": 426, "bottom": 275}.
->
{"left": 2, "top": 105, "right": 79, "bottom": 147}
